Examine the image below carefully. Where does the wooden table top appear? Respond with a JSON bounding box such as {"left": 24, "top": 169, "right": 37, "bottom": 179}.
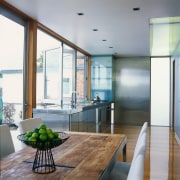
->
{"left": 0, "top": 132, "right": 127, "bottom": 180}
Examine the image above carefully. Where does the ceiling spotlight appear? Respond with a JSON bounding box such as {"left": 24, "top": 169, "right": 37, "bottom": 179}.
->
{"left": 109, "top": 46, "right": 113, "bottom": 48}
{"left": 102, "top": 39, "right": 107, "bottom": 41}
{"left": 93, "top": 29, "right": 98, "bottom": 31}
{"left": 77, "top": 12, "right": 84, "bottom": 16}
{"left": 133, "top": 7, "right": 140, "bottom": 11}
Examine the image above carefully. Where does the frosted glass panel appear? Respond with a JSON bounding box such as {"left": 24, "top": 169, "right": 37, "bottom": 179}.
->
{"left": 91, "top": 56, "right": 112, "bottom": 101}
{"left": 151, "top": 57, "right": 170, "bottom": 126}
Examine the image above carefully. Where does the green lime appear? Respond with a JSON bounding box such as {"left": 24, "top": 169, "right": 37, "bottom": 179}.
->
{"left": 48, "top": 133, "right": 54, "bottom": 140}
{"left": 53, "top": 132, "right": 59, "bottom": 138}
{"left": 26, "top": 131, "right": 33, "bottom": 137}
{"left": 39, "top": 128, "right": 47, "bottom": 135}
{"left": 29, "top": 136, "right": 37, "bottom": 141}
{"left": 32, "top": 132, "right": 39, "bottom": 138}
{"left": 39, "top": 123, "right": 47, "bottom": 129}
{"left": 55, "top": 137, "right": 61, "bottom": 142}
{"left": 46, "top": 128, "right": 53, "bottom": 134}
{"left": 28, "top": 136, "right": 37, "bottom": 146}
{"left": 33, "top": 128, "right": 39, "bottom": 133}
{"left": 39, "top": 134, "right": 48, "bottom": 142}
{"left": 24, "top": 136, "right": 29, "bottom": 141}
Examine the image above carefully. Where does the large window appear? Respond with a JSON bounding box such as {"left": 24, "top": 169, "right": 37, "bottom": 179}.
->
{"left": 0, "top": 7, "right": 27, "bottom": 125}
{"left": 0, "top": 4, "right": 89, "bottom": 125}
{"left": 36, "top": 29, "right": 87, "bottom": 107}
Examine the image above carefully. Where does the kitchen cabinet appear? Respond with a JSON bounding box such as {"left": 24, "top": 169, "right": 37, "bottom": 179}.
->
{"left": 78, "top": 108, "right": 96, "bottom": 132}
{"left": 33, "top": 112, "right": 70, "bottom": 132}
{"left": 70, "top": 112, "right": 79, "bottom": 131}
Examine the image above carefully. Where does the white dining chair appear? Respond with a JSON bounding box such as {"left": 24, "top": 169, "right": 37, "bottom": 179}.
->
{"left": 136, "top": 122, "right": 148, "bottom": 146}
{"left": 0, "top": 124, "right": 15, "bottom": 159}
{"left": 127, "top": 132, "right": 148, "bottom": 180}
{"left": 19, "top": 117, "right": 42, "bottom": 133}
{"left": 133, "top": 122, "right": 148, "bottom": 159}
{"left": 127, "top": 154, "right": 145, "bottom": 180}
{"left": 108, "top": 124, "right": 147, "bottom": 180}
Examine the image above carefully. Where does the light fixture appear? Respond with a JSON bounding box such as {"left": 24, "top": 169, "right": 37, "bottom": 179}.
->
{"left": 77, "top": 12, "right": 84, "bottom": 16}
{"left": 93, "top": 29, "right": 98, "bottom": 31}
{"left": 133, "top": 7, "right": 140, "bottom": 11}
{"left": 102, "top": 39, "right": 107, "bottom": 41}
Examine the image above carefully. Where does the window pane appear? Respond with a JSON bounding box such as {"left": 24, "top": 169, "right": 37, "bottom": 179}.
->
{"left": 0, "top": 15, "right": 25, "bottom": 125}
{"left": 63, "top": 44, "right": 75, "bottom": 105}
{"left": 76, "top": 51, "right": 86, "bottom": 103}
{"left": 36, "top": 29, "right": 62, "bottom": 106}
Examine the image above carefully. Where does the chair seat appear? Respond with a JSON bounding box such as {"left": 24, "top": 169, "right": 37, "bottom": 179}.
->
{"left": 108, "top": 162, "right": 131, "bottom": 180}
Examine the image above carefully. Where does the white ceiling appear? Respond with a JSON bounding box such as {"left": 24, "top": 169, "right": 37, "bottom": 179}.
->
{"left": 4, "top": 0, "right": 180, "bottom": 56}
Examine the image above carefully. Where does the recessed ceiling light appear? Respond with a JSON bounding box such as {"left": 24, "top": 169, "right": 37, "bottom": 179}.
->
{"left": 102, "top": 39, "right": 107, "bottom": 41}
{"left": 109, "top": 46, "right": 113, "bottom": 48}
{"left": 77, "top": 12, "right": 84, "bottom": 16}
{"left": 133, "top": 7, "right": 140, "bottom": 11}
{"left": 93, "top": 29, "right": 98, "bottom": 31}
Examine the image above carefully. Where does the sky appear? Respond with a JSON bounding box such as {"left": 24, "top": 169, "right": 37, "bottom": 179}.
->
{"left": 0, "top": 15, "right": 60, "bottom": 71}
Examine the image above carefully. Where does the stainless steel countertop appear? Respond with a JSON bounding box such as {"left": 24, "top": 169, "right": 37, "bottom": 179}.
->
{"left": 33, "top": 102, "right": 111, "bottom": 115}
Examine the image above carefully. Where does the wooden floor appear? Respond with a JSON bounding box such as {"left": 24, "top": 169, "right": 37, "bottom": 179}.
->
{"left": 11, "top": 124, "right": 180, "bottom": 180}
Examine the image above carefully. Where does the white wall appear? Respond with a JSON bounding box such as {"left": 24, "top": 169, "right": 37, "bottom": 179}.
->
{"left": 151, "top": 57, "right": 170, "bottom": 126}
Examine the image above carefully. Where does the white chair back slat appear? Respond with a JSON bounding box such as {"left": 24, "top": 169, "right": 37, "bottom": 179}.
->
{"left": 133, "top": 132, "right": 147, "bottom": 161}
{"left": 19, "top": 117, "right": 42, "bottom": 133}
{"left": 136, "top": 122, "right": 148, "bottom": 146}
{"left": 127, "top": 154, "right": 145, "bottom": 180}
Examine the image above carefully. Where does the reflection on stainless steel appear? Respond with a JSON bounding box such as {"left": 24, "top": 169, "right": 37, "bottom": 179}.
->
{"left": 111, "top": 124, "right": 114, "bottom": 134}
{"left": 114, "top": 57, "right": 150, "bottom": 125}
{"left": 111, "top": 102, "right": 114, "bottom": 124}
{"left": 71, "top": 91, "right": 77, "bottom": 108}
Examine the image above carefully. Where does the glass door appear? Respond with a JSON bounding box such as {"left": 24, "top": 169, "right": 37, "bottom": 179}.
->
{"left": 0, "top": 8, "right": 27, "bottom": 126}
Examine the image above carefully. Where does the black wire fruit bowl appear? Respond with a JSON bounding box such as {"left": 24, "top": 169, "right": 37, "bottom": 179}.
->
{"left": 17, "top": 132, "right": 69, "bottom": 150}
{"left": 17, "top": 132, "right": 70, "bottom": 174}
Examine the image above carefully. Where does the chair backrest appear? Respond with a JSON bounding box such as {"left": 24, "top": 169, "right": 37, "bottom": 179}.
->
{"left": 19, "top": 117, "right": 42, "bottom": 133}
{"left": 136, "top": 122, "right": 148, "bottom": 146}
{"left": 133, "top": 132, "right": 147, "bottom": 162}
{"left": 127, "top": 154, "right": 145, "bottom": 180}
{"left": 128, "top": 124, "right": 147, "bottom": 180}
{"left": 0, "top": 124, "right": 15, "bottom": 159}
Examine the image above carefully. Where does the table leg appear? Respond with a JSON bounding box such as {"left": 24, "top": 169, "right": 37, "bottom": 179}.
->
{"left": 123, "top": 144, "right": 126, "bottom": 162}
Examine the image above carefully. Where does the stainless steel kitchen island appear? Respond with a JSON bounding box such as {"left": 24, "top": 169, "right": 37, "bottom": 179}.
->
{"left": 33, "top": 102, "right": 112, "bottom": 132}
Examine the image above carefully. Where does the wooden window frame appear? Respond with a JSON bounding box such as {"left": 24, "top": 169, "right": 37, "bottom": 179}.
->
{"left": 0, "top": 1, "right": 91, "bottom": 118}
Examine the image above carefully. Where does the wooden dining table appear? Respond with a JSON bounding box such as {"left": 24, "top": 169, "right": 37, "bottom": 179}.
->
{"left": 0, "top": 132, "right": 127, "bottom": 180}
